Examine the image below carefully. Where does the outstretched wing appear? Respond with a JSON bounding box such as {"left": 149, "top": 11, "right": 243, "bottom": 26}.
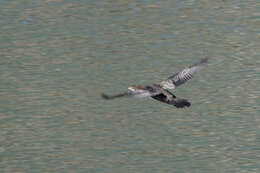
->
{"left": 102, "top": 85, "right": 163, "bottom": 100}
{"left": 101, "top": 92, "right": 133, "bottom": 100}
{"left": 160, "top": 57, "right": 209, "bottom": 89}
{"left": 101, "top": 88, "right": 157, "bottom": 100}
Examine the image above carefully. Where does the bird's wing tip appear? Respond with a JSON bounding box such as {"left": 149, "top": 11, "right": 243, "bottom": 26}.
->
{"left": 200, "top": 56, "right": 210, "bottom": 64}
{"left": 101, "top": 93, "right": 110, "bottom": 100}
{"left": 189, "top": 56, "right": 209, "bottom": 68}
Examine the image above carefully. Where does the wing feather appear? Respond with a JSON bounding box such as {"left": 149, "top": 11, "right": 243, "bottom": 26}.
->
{"left": 160, "top": 57, "right": 209, "bottom": 89}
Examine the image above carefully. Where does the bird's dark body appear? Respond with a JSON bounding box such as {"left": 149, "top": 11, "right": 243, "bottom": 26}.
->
{"left": 151, "top": 90, "right": 191, "bottom": 108}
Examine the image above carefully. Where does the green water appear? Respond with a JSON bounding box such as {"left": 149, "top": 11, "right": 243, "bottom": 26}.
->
{"left": 0, "top": 0, "right": 260, "bottom": 172}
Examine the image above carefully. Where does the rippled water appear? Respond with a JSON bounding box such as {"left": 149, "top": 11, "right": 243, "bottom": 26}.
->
{"left": 0, "top": 0, "right": 260, "bottom": 172}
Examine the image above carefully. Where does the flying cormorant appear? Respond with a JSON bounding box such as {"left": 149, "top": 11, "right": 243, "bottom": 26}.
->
{"left": 102, "top": 57, "right": 209, "bottom": 108}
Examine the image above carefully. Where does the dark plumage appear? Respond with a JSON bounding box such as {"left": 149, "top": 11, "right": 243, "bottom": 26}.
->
{"left": 151, "top": 90, "right": 191, "bottom": 108}
{"left": 101, "top": 57, "right": 209, "bottom": 108}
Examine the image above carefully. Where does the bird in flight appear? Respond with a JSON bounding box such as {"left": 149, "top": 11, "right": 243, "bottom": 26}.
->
{"left": 102, "top": 57, "right": 209, "bottom": 108}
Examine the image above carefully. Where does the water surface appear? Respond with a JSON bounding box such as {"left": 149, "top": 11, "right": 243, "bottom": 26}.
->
{"left": 0, "top": 0, "right": 260, "bottom": 172}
